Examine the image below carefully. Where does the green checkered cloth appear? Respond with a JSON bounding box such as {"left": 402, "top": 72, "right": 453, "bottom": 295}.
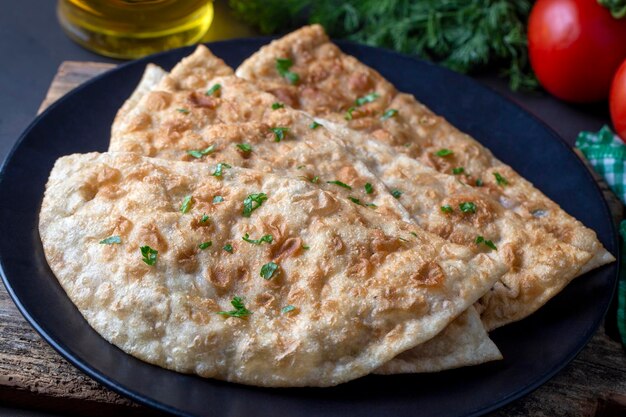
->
{"left": 576, "top": 125, "right": 626, "bottom": 347}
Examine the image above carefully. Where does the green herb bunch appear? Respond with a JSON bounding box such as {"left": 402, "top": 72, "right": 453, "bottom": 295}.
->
{"left": 229, "top": 0, "right": 537, "bottom": 90}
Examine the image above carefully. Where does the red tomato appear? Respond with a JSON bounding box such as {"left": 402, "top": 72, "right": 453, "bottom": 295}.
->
{"left": 610, "top": 59, "right": 626, "bottom": 141}
{"left": 528, "top": 0, "right": 626, "bottom": 103}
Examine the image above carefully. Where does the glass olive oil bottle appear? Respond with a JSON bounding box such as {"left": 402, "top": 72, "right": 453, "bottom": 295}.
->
{"left": 57, "top": 0, "right": 214, "bottom": 59}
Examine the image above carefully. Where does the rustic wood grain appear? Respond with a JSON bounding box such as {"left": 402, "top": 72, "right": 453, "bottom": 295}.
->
{"left": 0, "top": 60, "right": 623, "bottom": 417}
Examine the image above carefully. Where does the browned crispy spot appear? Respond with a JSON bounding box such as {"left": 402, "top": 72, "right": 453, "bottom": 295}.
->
{"left": 175, "top": 245, "right": 199, "bottom": 274}
{"left": 137, "top": 221, "right": 168, "bottom": 252}
{"left": 272, "top": 237, "right": 302, "bottom": 262}
{"left": 144, "top": 91, "right": 172, "bottom": 111}
{"left": 409, "top": 261, "right": 444, "bottom": 287}
{"left": 348, "top": 71, "right": 373, "bottom": 93}
{"left": 126, "top": 112, "right": 152, "bottom": 132}
{"left": 188, "top": 91, "right": 218, "bottom": 109}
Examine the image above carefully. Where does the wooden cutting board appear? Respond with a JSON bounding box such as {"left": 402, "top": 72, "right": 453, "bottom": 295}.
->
{"left": 1, "top": 61, "right": 625, "bottom": 417}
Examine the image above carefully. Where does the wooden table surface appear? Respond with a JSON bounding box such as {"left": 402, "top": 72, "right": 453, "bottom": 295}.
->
{"left": 1, "top": 61, "right": 625, "bottom": 417}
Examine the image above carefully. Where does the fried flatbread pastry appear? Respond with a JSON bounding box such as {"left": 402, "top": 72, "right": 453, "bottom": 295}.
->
{"left": 235, "top": 25, "right": 614, "bottom": 328}
{"left": 110, "top": 58, "right": 505, "bottom": 372}
{"left": 39, "top": 152, "right": 506, "bottom": 386}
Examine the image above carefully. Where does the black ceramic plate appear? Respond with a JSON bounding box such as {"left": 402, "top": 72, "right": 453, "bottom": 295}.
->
{"left": 0, "top": 38, "right": 618, "bottom": 417}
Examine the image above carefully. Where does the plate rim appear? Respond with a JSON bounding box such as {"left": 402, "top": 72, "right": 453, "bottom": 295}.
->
{"left": 0, "top": 36, "right": 619, "bottom": 417}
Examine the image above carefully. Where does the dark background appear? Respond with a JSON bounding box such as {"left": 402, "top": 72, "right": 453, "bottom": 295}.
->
{"left": 0, "top": 1, "right": 613, "bottom": 164}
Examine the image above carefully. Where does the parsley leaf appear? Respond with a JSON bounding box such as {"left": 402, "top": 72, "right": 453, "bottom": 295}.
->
{"left": 309, "top": 121, "right": 321, "bottom": 129}
{"left": 344, "top": 106, "right": 356, "bottom": 120}
{"left": 99, "top": 236, "right": 121, "bottom": 245}
{"left": 391, "top": 189, "right": 403, "bottom": 199}
{"left": 198, "top": 241, "right": 212, "bottom": 250}
{"left": 459, "top": 202, "right": 477, "bottom": 213}
{"left": 327, "top": 180, "right": 352, "bottom": 190}
{"left": 236, "top": 143, "right": 252, "bottom": 153}
{"left": 217, "top": 296, "right": 252, "bottom": 318}
{"left": 140, "top": 245, "right": 158, "bottom": 266}
{"left": 212, "top": 162, "right": 232, "bottom": 177}
{"left": 223, "top": 244, "right": 233, "bottom": 253}
{"left": 272, "top": 102, "right": 284, "bottom": 110}
{"left": 200, "top": 214, "right": 210, "bottom": 223}
{"left": 381, "top": 108, "right": 398, "bottom": 120}
{"left": 271, "top": 127, "right": 289, "bottom": 142}
{"left": 436, "top": 148, "right": 454, "bottom": 157}
{"left": 355, "top": 92, "right": 380, "bottom": 106}
{"left": 493, "top": 172, "right": 509, "bottom": 186}
{"left": 180, "top": 195, "right": 193, "bottom": 213}
{"left": 242, "top": 233, "right": 273, "bottom": 245}
{"left": 213, "top": 196, "right": 224, "bottom": 204}
{"left": 364, "top": 183, "right": 374, "bottom": 194}
{"left": 475, "top": 236, "right": 497, "bottom": 250}
{"left": 242, "top": 193, "right": 268, "bottom": 217}
{"left": 176, "top": 108, "right": 190, "bottom": 114}
{"left": 275, "top": 58, "right": 299, "bottom": 85}
{"left": 441, "top": 205, "right": 453, "bottom": 213}
{"left": 348, "top": 196, "right": 377, "bottom": 208}
{"left": 206, "top": 83, "right": 221, "bottom": 96}
{"left": 476, "top": 179, "right": 484, "bottom": 187}
{"left": 260, "top": 261, "right": 279, "bottom": 280}
{"left": 281, "top": 305, "right": 296, "bottom": 314}
{"left": 452, "top": 167, "right": 465, "bottom": 175}
{"left": 186, "top": 145, "right": 215, "bottom": 159}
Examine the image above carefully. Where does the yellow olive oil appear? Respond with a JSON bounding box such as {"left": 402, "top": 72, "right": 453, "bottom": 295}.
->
{"left": 57, "top": 0, "right": 214, "bottom": 59}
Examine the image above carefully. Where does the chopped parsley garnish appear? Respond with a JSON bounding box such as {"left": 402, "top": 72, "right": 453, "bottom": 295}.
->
{"left": 348, "top": 196, "right": 377, "bottom": 208}
{"left": 242, "top": 192, "right": 268, "bottom": 217}
{"left": 281, "top": 305, "right": 296, "bottom": 314}
{"left": 275, "top": 58, "right": 299, "bottom": 85}
{"left": 493, "top": 172, "right": 509, "bottom": 186}
{"left": 205, "top": 83, "right": 221, "bottom": 96}
{"left": 302, "top": 244, "right": 310, "bottom": 250}
{"left": 99, "top": 236, "right": 121, "bottom": 245}
{"left": 441, "top": 205, "right": 453, "bottom": 213}
{"left": 297, "top": 165, "right": 305, "bottom": 169}
{"left": 217, "top": 296, "right": 252, "bottom": 318}
{"left": 345, "top": 106, "right": 356, "bottom": 120}
{"left": 355, "top": 92, "right": 380, "bottom": 106}
{"left": 381, "top": 109, "right": 398, "bottom": 120}
{"left": 200, "top": 214, "right": 210, "bottom": 223}
{"left": 436, "top": 148, "right": 454, "bottom": 157}
{"left": 140, "top": 245, "right": 158, "bottom": 266}
{"left": 364, "top": 183, "right": 374, "bottom": 194}
{"left": 476, "top": 179, "right": 484, "bottom": 187}
{"left": 213, "top": 196, "right": 224, "bottom": 204}
{"left": 475, "top": 236, "right": 497, "bottom": 251}
{"left": 260, "top": 261, "right": 279, "bottom": 280}
{"left": 391, "top": 189, "right": 403, "bottom": 199}
{"left": 452, "top": 167, "right": 465, "bottom": 175}
{"left": 176, "top": 108, "right": 190, "bottom": 114}
{"left": 327, "top": 180, "right": 352, "bottom": 190}
{"left": 180, "top": 195, "right": 193, "bottom": 213}
{"left": 236, "top": 143, "right": 252, "bottom": 153}
{"left": 198, "top": 241, "right": 212, "bottom": 250}
{"left": 272, "top": 102, "right": 284, "bottom": 110}
{"left": 223, "top": 244, "right": 233, "bottom": 253}
{"left": 212, "top": 162, "right": 231, "bottom": 177}
{"left": 309, "top": 121, "right": 321, "bottom": 129}
{"left": 459, "top": 202, "right": 477, "bottom": 213}
{"left": 410, "top": 232, "right": 418, "bottom": 237}
{"left": 271, "top": 127, "right": 289, "bottom": 142}
{"left": 186, "top": 145, "right": 215, "bottom": 159}
{"left": 242, "top": 233, "right": 273, "bottom": 245}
